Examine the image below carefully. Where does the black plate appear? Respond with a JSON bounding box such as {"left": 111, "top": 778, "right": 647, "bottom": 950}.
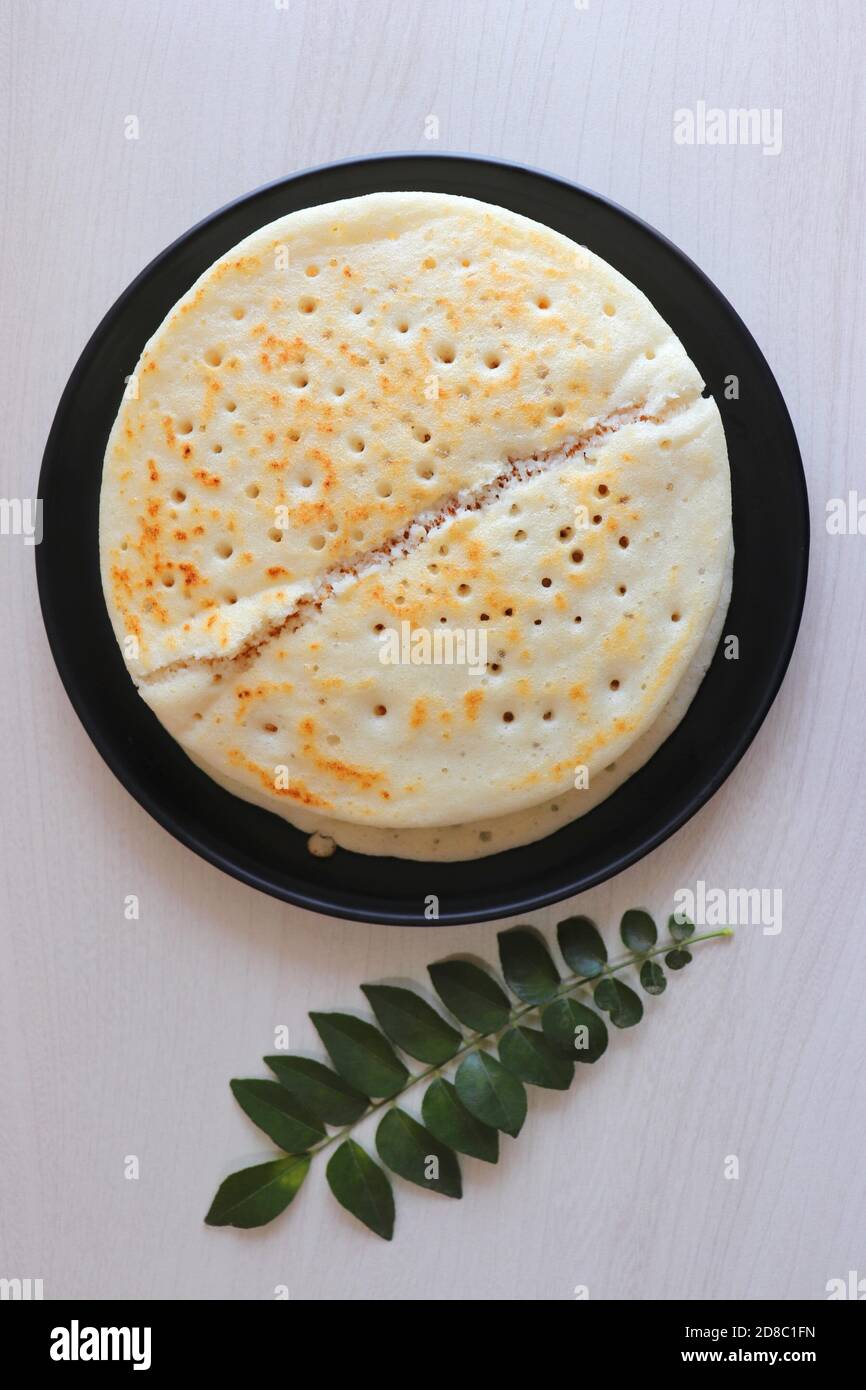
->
{"left": 36, "top": 154, "right": 808, "bottom": 926}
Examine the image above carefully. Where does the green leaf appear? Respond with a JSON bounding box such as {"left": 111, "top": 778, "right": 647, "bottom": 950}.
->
{"left": 640, "top": 960, "right": 667, "bottom": 995}
{"left": 498, "top": 927, "right": 560, "bottom": 1003}
{"left": 668, "top": 913, "right": 696, "bottom": 943}
{"left": 229, "top": 1079, "right": 324, "bottom": 1152}
{"left": 427, "top": 959, "right": 511, "bottom": 1033}
{"left": 541, "top": 996, "right": 609, "bottom": 1062}
{"left": 557, "top": 916, "right": 607, "bottom": 978}
{"left": 205, "top": 1155, "right": 310, "bottom": 1229}
{"left": 310, "top": 1012, "right": 409, "bottom": 1098}
{"left": 594, "top": 976, "right": 644, "bottom": 1028}
{"left": 326, "top": 1139, "right": 394, "bottom": 1240}
{"left": 421, "top": 1079, "right": 499, "bottom": 1164}
{"left": 376, "top": 1108, "right": 462, "bottom": 1198}
{"left": 455, "top": 1051, "right": 527, "bottom": 1137}
{"left": 498, "top": 1026, "right": 573, "bottom": 1090}
{"left": 665, "top": 948, "right": 693, "bottom": 970}
{"left": 264, "top": 1055, "right": 368, "bottom": 1126}
{"left": 361, "top": 985, "right": 461, "bottom": 1065}
{"left": 620, "top": 909, "right": 657, "bottom": 952}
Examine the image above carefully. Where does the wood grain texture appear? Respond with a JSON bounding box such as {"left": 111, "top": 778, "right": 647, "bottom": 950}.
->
{"left": 1, "top": 0, "right": 864, "bottom": 1301}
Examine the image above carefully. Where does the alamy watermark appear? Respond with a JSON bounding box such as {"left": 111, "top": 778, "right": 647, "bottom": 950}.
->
{"left": 0, "top": 497, "right": 42, "bottom": 545}
{"left": 674, "top": 102, "right": 782, "bottom": 157}
{"left": 377, "top": 620, "right": 487, "bottom": 676}
{"left": 673, "top": 880, "right": 782, "bottom": 935}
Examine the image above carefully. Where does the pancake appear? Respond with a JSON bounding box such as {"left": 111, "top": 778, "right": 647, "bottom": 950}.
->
{"left": 100, "top": 192, "right": 732, "bottom": 853}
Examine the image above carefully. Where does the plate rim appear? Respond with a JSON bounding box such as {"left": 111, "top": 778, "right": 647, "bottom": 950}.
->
{"left": 36, "top": 151, "right": 809, "bottom": 926}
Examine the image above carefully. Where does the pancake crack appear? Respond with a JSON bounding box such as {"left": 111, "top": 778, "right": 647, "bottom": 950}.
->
{"left": 139, "top": 390, "right": 698, "bottom": 690}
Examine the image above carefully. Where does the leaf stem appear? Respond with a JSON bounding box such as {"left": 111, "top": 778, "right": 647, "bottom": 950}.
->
{"left": 308, "top": 927, "right": 732, "bottom": 1158}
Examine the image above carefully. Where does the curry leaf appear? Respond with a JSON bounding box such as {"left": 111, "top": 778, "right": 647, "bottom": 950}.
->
{"left": 594, "top": 976, "right": 644, "bottom": 1028}
{"left": 498, "top": 927, "right": 560, "bottom": 1003}
{"left": 376, "top": 1108, "right": 462, "bottom": 1198}
{"left": 557, "top": 915, "right": 607, "bottom": 977}
{"left": 205, "top": 1155, "right": 310, "bottom": 1229}
{"left": 620, "top": 909, "right": 657, "bottom": 952}
{"left": 455, "top": 1051, "right": 527, "bottom": 1137}
{"left": 229, "top": 1079, "right": 325, "bottom": 1152}
{"left": 421, "top": 1078, "right": 499, "bottom": 1164}
{"left": 326, "top": 1139, "right": 394, "bottom": 1240}
{"left": 541, "top": 996, "right": 609, "bottom": 1063}
{"left": 264, "top": 1055, "right": 368, "bottom": 1126}
{"left": 310, "top": 1012, "right": 409, "bottom": 1098}
{"left": 428, "top": 959, "right": 511, "bottom": 1032}
{"left": 640, "top": 960, "right": 667, "bottom": 995}
{"left": 498, "top": 1026, "right": 574, "bottom": 1090}
{"left": 361, "top": 984, "right": 461, "bottom": 1064}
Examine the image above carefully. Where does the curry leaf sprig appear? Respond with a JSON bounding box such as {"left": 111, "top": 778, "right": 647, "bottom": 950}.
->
{"left": 205, "top": 911, "right": 731, "bottom": 1239}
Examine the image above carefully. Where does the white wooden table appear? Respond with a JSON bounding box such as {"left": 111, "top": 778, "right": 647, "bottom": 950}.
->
{"left": 2, "top": 0, "right": 864, "bottom": 1301}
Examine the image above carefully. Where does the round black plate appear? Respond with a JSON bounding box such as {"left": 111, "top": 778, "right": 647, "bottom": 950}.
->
{"left": 36, "top": 154, "right": 808, "bottom": 926}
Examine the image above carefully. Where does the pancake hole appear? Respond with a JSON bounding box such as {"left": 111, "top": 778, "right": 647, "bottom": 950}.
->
{"left": 490, "top": 662, "right": 501, "bottom": 673}
{"left": 484, "top": 351, "right": 502, "bottom": 370}
{"left": 305, "top": 265, "right": 319, "bottom": 277}
{"left": 374, "top": 704, "right": 387, "bottom": 717}
{"left": 671, "top": 611, "right": 681, "bottom": 622}
{"left": 288, "top": 428, "right": 301, "bottom": 442}
{"left": 559, "top": 526, "right": 573, "bottom": 540}
{"left": 536, "top": 294, "right": 551, "bottom": 310}
{"left": 571, "top": 549, "right": 584, "bottom": 564}
{"left": 216, "top": 541, "right": 233, "bottom": 559}
{"left": 310, "top": 534, "right": 326, "bottom": 550}
{"left": 162, "top": 573, "right": 175, "bottom": 588}
{"left": 351, "top": 302, "right": 363, "bottom": 314}
{"left": 436, "top": 342, "right": 456, "bottom": 363}
{"left": 299, "top": 473, "right": 313, "bottom": 488}
{"left": 326, "top": 733, "right": 341, "bottom": 746}
{"left": 413, "top": 425, "right": 432, "bottom": 443}
{"left": 290, "top": 371, "right": 309, "bottom": 389}
{"left": 543, "top": 709, "right": 554, "bottom": 720}
{"left": 204, "top": 348, "right": 222, "bottom": 367}
{"left": 593, "top": 513, "right": 602, "bottom": 525}
{"left": 479, "top": 612, "right": 490, "bottom": 622}
{"left": 246, "top": 483, "right": 260, "bottom": 498}
{"left": 574, "top": 615, "right": 582, "bottom": 623}
{"left": 503, "top": 606, "right": 514, "bottom": 616}
{"left": 224, "top": 590, "right": 238, "bottom": 605}
{"left": 550, "top": 402, "right": 565, "bottom": 417}
{"left": 416, "top": 462, "right": 435, "bottom": 479}
{"left": 225, "top": 400, "right": 237, "bottom": 412}
{"left": 457, "top": 583, "right": 471, "bottom": 597}
{"left": 349, "top": 435, "right": 365, "bottom": 453}
{"left": 193, "top": 711, "right": 202, "bottom": 720}
{"left": 232, "top": 306, "right": 246, "bottom": 319}
{"left": 541, "top": 577, "right": 552, "bottom": 588}
{"left": 514, "top": 529, "right": 527, "bottom": 541}
{"left": 263, "top": 722, "right": 278, "bottom": 733}
{"left": 397, "top": 319, "right": 410, "bottom": 334}
{"left": 373, "top": 622, "right": 384, "bottom": 632}
{"left": 171, "top": 488, "right": 187, "bottom": 503}
{"left": 660, "top": 439, "right": 671, "bottom": 450}
{"left": 609, "top": 679, "right": 620, "bottom": 690}
{"left": 597, "top": 483, "right": 609, "bottom": 496}
{"left": 333, "top": 383, "right": 346, "bottom": 397}
{"left": 298, "top": 296, "right": 317, "bottom": 314}
{"left": 268, "top": 527, "right": 283, "bottom": 542}
{"left": 533, "top": 618, "right": 542, "bottom": 626}
{"left": 603, "top": 302, "right": 616, "bottom": 316}
{"left": 212, "top": 442, "right": 223, "bottom": 454}
{"left": 502, "top": 711, "right": 515, "bottom": 723}
{"left": 177, "top": 419, "right": 194, "bottom": 435}
{"left": 376, "top": 479, "right": 393, "bottom": 498}
{"left": 422, "top": 256, "right": 437, "bottom": 269}
{"left": 619, "top": 535, "right": 630, "bottom": 548}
